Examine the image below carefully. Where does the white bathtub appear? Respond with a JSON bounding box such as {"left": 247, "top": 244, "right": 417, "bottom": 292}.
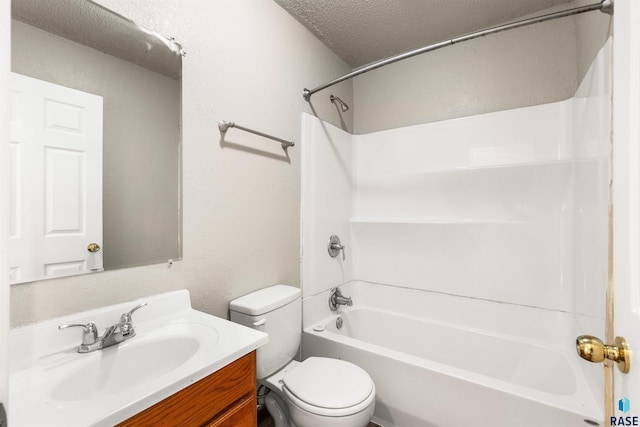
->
{"left": 302, "top": 283, "right": 603, "bottom": 427}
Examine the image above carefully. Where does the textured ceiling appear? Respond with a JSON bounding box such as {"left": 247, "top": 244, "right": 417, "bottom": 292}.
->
{"left": 274, "top": 0, "right": 576, "bottom": 67}
{"left": 12, "top": 0, "right": 182, "bottom": 79}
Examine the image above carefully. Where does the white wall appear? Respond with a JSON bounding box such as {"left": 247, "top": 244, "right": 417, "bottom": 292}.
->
{"left": 9, "top": 0, "right": 353, "bottom": 326}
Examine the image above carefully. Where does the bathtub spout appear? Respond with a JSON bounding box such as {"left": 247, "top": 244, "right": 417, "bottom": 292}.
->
{"left": 329, "top": 287, "right": 353, "bottom": 311}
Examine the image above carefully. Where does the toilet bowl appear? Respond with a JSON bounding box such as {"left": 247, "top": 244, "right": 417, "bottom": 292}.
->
{"left": 229, "top": 285, "right": 375, "bottom": 427}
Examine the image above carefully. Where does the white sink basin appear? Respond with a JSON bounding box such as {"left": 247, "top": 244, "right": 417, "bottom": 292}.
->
{"left": 51, "top": 325, "right": 209, "bottom": 402}
{"left": 9, "top": 290, "right": 268, "bottom": 427}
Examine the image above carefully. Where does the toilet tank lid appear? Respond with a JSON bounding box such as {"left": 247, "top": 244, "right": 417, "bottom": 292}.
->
{"left": 229, "top": 285, "right": 301, "bottom": 316}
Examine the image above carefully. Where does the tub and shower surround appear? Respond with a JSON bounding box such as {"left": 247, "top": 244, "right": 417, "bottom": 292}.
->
{"left": 302, "top": 281, "right": 601, "bottom": 427}
{"left": 301, "top": 41, "right": 610, "bottom": 427}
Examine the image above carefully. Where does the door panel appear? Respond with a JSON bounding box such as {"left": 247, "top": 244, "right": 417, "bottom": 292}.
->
{"left": 612, "top": 0, "right": 640, "bottom": 422}
{"left": 0, "top": 0, "right": 10, "bottom": 413}
{"left": 9, "top": 73, "right": 103, "bottom": 284}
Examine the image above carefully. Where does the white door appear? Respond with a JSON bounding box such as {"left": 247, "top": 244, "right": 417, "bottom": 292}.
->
{"left": 612, "top": 0, "right": 640, "bottom": 423}
{"left": 9, "top": 73, "right": 103, "bottom": 284}
{"left": 0, "top": 1, "right": 10, "bottom": 423}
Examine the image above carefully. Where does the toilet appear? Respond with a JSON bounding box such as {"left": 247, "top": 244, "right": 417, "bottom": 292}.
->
{"left": 229, "top": 285, "right": 375, "bottom": 427}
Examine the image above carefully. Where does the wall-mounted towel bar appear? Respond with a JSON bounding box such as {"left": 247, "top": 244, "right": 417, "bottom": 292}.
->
{"left": 218, "top": 120, "right": 295, "bottom": 153}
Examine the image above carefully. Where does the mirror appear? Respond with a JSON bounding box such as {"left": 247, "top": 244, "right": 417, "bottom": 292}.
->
{"left": 9, "top": 0, "right": 182, "bottom": 284}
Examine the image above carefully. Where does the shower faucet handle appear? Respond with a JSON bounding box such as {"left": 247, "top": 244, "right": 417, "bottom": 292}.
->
{"left": 328, "top": 235, "right": 345, "bottom": 261}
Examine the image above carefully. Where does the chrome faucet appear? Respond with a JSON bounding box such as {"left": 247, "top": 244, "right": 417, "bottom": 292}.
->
{"left": 58, "top": 302, "right": 147, "bottom": 353}
{"left": 329, "top": 287, "right": 353, "bottom": 311}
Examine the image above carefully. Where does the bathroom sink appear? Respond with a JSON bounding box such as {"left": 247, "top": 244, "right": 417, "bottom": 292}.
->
{"left": 51, "top": 326, "right": 207, "bottom": 402}
{"left": 9, "top": 290, "right": 268, "bottom": 427}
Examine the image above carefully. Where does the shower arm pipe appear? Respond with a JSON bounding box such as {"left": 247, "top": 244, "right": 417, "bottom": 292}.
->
{"left": 218, "top": 120, "right": 295, "bottom": 152}
{"left": 302, "top": 0, "right": 613, "bottom": 101}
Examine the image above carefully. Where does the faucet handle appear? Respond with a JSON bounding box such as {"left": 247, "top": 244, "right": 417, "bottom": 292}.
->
{"left": 120, "top": 302, "right": 147, "bottom": 323}
{"left": 328, "top": 235, "right": 346, "bottom": 261}
{"left": 118, "top": 302, "right": 147, "bottom": 336}
{"left": 58, "top": 322, "right": 98, "bottom": 345}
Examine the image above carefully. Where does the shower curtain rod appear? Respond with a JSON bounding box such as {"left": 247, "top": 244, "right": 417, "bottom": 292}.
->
{"left": 302, "top": 0, "right": 613, "bottom": 101}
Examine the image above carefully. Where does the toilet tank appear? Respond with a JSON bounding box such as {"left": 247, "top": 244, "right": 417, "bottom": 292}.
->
{"left": 229, "top": 285, "right": 301, "bottom": 380}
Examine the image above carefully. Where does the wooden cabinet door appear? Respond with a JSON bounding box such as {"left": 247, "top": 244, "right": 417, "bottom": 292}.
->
{"left": 117, "top": 351, "right": 256, "bottom": 427}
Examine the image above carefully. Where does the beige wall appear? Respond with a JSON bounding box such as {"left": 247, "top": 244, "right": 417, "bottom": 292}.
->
{"left": 9, "top": 0, "right": 608, "bottom": 327}
{"left": 12, "top": 19, "right": 181, "bottom": 271}
{"left": 352, "top": 3, "right": 611, "bottom": 134}
{"left": 10, "top": 0, "right": 353, "bottom": 326}
{"left": 575, "top": 4, "right": 612, "bottom": 86}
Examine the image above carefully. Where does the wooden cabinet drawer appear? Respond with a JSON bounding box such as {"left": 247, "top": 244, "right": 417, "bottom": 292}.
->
{"left": 117, "top": 351, "right": 256, "bottom": 427}
{"left": 205, "top": 395, "right": 256, "bottom": 427}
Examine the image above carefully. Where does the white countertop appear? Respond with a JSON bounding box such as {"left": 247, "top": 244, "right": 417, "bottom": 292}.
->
{"left": 8, "top": 290, "right": 268, "bottom": 427}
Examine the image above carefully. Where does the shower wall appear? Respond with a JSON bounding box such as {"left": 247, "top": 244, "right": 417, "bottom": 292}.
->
{"left": 301, "top": 40, "right": 610, "bottom": 403}
{"left": 300, "top": 114, "right": 353, "bottom": 298}
{"left": 352, "top": 40, "right": 609, "bottom": 310}
{"left": 351, "top": 106, "right": 573, "bottom": 310}
{"left": 301, "top": 3, "right": 612, "bottom": 417}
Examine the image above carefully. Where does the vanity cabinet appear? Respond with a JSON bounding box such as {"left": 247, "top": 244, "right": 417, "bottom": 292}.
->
{"left": 117, "top": 351, "right": 257, "bottom": 427}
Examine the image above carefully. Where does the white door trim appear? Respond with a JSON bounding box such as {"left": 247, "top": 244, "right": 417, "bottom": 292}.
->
{"left": 0, "top": 0, "right": 11, "bottom": 411}
{"left": 612, "top": 0, "right": 640, "bottom": 422}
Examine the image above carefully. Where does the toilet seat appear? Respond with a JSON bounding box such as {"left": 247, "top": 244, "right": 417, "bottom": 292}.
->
{"left": 281, "top": 357, "right": 375, "bottom": 417}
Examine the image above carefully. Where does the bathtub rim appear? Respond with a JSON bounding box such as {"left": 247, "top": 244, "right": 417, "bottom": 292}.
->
{"left": 304, "top": 308, "right": 603, "bottom": 423}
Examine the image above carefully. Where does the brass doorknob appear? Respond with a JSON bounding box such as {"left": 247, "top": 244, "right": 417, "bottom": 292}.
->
{"left": 576, "top": 335, "right": 630, "bottom": 373}
{"left": 87, "top": 243, "right": 101, "bottom": 253}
